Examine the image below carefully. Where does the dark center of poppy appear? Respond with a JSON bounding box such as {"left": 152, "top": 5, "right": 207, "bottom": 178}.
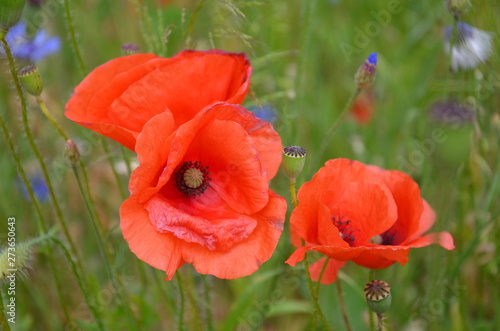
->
{"left": 332, "top": 216, "right": 357, "bottom": 247}
{"left": 370, "top": 228, "right": 396, "bottom": 245}
{"left": 174, "top": 161, "right": 211, "bottom": 197}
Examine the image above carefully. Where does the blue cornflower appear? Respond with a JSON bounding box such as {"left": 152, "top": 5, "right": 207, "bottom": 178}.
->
{"left": 444, "top": 22, "right": 493, "bottom": 72}
{"left": 19, "top": 175, "right": 50, "bottom": 203}
{"left": 0, "top": 21, "right": 60, "bottom": 62}
{"left": 248, "top": 104, "right": 278, "bottom": 124}
{"left": 354, "top": 52, "right": 377, "bottom": 89}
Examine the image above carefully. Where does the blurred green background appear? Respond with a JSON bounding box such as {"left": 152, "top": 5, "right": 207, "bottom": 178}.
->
{"left": 1, "top": 0, "right": 499, "bottom": 330}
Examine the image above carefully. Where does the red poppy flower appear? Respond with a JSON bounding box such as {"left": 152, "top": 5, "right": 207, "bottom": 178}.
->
{"left": 286, "top": 159, "right": 454, "bottom": 284}
{"left": 120, "top": 102, "right": 286, "bottom": 279}
{"left": 350, "top": 91, "right": 374, "bottom": 125}
{"left": 65, "top": 50, "right": 251, "bottom": 150}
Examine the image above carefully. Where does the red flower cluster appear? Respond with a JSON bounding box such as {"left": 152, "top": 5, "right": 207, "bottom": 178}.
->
{"left": 66, "top": 50, "right": 286, "bottom": 279}
{"left": 286, "top": 159, "right": 454, "bottom": 284}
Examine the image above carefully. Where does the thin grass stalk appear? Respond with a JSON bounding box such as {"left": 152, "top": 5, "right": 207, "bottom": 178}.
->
{"left": 183, "top": 0, "right": 207, "bottom": 48}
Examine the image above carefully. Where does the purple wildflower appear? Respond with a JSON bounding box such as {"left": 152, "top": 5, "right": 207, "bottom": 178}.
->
{"left": 429, "top": 99, "right": 473, "bottom": 126}
{"left": 1, "top": 21, "right": 60, "bottom": 62}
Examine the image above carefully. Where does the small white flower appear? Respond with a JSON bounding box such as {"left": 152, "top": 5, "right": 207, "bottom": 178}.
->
{"left": 445, "top": 22, "right": 493, "bottom": 72}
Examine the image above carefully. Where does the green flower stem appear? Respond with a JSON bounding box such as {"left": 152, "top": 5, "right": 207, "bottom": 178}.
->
{"left": 36, "top": 97, "right": 69, "bottom": 140}
{"left": 315, "top": 257, "right": 330, "bottom": 298}
{"left": 313, "top": 88, "right": 361, "bottom": 172}
{"left": 0, "top": 112, "right": 72, "bottom": 324}
{"left": 101, "top": 138, "right": 128, "bottom": 200}
{"left": 35, "top": 96, "right": 88, "bottom": 267}
{"left": 202, "top": 275, "right": 215, "bottom": 331}
{"left": 289, "top": 178, "right": 299, "bottom": 208}
{"left": 71, "top": 164, "right": 142, "bottom": 330}
{"left": 176, "top": 273, "right": 186, "bottom": 331}
{"left": 336, "top": 279, "right": 353, "bottom": 331}
{"left": 300, "top": 239, "right": 331, "bottom": 331}
{"left": 3, "top": 41, "right": 94, "bottom": 323}
{"left": 376, "top": 313, "right": 385, "bottom": 331}
{"left": 63, "top": 0, "right": 87, "bottom": 76}
{"left": 369, "top": 269, "right": 375, "bottom": 329}
{"left": 49, "top": 237, "right": 106, "bottom": 331}
{"left": 289, "top": 176, "right": 330, "bottom": 330}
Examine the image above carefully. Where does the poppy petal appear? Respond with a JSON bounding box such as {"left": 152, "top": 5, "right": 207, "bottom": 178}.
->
{"left": 406, "top": 231, "right": 455, "bottom": 250}
{"left": 309, "top": 258, "right": 346, "bottom": 284}
{"left": 375, "top": 169, "right": 425, "bottom": 244}
{"left": 120, "top": 194, "right": 184, "bottom": 280}
{"left": 180, "top": 192, "right": 286, "bottom": 279}
{"left": 146, "top": 195, "right": 257, "bottom": 251}
{"left": 320, "top": 181, "right": 397, "bottom": 244}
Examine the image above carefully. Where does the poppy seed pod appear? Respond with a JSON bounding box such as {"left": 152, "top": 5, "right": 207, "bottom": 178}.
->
{"left": 18, "top": 65, "right": 43, "bottom": 96}
{"left": 364, "top": 280, "right": 392, "bottom": 315}
{"left": 282, "top": 146, "right": 307, "bottom": 180}
{"left": 0, "top": 0, "right": 25, "bottom": 35}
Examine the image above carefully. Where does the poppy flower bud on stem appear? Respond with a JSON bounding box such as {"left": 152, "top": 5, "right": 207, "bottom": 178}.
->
{"left": 283, "top": 146, "right": 306, "bottom": 207}
{"left": 64, "top": 140, "right": 80, "bottom": 166}
{"left": 365, "top": 280, "right": 391, "bottom": 330}
{"left": 0, "top": 0, "right": 25, "bottom": 37}
{"left": 18, "top": 65, "right": 43, "bottom": 96}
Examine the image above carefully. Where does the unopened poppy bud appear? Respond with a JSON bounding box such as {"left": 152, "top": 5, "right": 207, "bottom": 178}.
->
{"left": 364, "top": 280, "right": 392, "bottom": 315}
{"left": 354, "top": 53, "right": 377, "bottom": 89}
{"left": 446, "top": 0, "right": 471, "bottom": 18}
{"left": 64, "top": 140, "right": 80, "bottom": 165}
{"left": 0, "top": 0, "right": 25, "bottom": 34}
{"left": 18, "top": 65, "right": 43, "bottom": 96}
{"left": 283, "top": 145, "right": 306, "bottom": 180}
{"left": 121, "top": 43, "right": 139, "bottom": 55}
